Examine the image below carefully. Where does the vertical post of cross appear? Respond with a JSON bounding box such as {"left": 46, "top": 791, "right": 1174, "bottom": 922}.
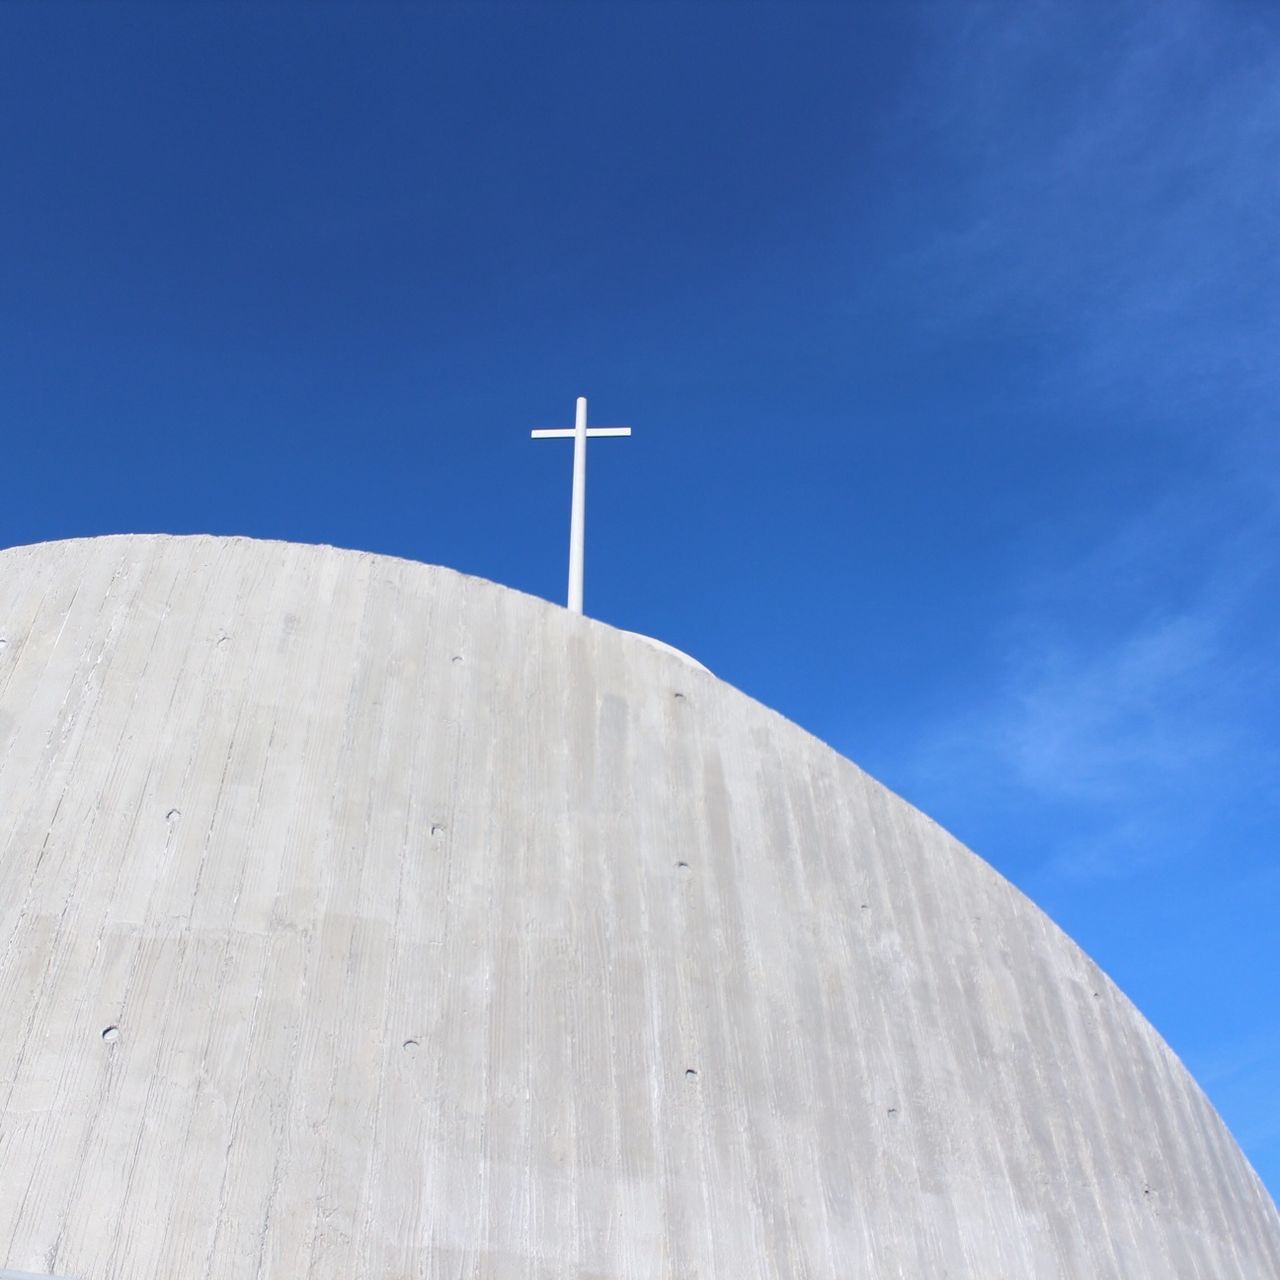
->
{"left": 568, "top": 396, "right": 588, "bottom": 614}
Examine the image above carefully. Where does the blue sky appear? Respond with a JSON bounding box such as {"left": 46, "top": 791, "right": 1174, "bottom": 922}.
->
{"left": 2, "top": 1, "right": 1277, "bottom": 1197}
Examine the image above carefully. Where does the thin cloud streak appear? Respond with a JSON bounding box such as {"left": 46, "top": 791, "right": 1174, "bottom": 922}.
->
{"left": 865, "top": 0, "right": 1280, "bottom": 884}
{"left": 888, "top": 0, "right": 1280, "bottom": 443}
{"left": 904, "top": 489, "right": 1277, "bottom": 881}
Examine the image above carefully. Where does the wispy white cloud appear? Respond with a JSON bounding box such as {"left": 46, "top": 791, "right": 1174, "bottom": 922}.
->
{"left": 890, "top": 0, "right": 1280, "bottom": 445}
{"left": 871, "top": 0, "right": 1280, "bottom": 882}
{"left": 904, "top": 484, "right": 1277, "bottom": 880}
{"left": 1001, "top": 613, "right": 1222, "bottom": 801}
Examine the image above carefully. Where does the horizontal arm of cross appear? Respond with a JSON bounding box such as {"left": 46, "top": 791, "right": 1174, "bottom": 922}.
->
{"left": 530, "top": 427, "right": 632, "bottom": 438}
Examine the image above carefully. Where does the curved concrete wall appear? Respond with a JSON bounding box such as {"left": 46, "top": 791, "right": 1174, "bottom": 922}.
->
{"left": 0, "top": 535, "right": 1275, "bottom": 1279}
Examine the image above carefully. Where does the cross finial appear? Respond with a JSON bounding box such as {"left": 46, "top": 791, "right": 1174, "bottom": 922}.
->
{"left": 531, "top": 396, "right": 632, "bottom": 615}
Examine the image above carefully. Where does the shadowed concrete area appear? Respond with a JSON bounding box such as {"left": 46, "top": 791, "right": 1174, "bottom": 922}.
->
{"left": 0, "top": 534, "right": 1276, "bottom": 1279}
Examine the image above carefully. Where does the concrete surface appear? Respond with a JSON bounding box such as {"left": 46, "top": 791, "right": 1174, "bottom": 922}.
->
{"left": 0, "top": 534, "right": 1276, "bottom": 1279}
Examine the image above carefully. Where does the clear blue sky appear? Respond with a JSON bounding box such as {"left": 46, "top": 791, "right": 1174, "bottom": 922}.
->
{"left": 2, "top": 1, "right": 1277, "bottom": 1198}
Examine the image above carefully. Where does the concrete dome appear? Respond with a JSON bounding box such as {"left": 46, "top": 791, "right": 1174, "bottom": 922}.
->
{"left": 0, "top": 534, "right": 1276, "bottom": 1279}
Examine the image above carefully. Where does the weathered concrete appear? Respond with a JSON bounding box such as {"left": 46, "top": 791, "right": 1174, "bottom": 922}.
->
{"left": 0, "top": 534, "right": 1275, "bottom": 1279}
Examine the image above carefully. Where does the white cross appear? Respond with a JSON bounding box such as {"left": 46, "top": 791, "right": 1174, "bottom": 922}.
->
{"left": 531, "top": 396, "right": 632, "bottom": 615}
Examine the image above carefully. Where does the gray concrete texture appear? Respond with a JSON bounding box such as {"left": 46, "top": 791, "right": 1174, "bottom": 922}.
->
{"left": 0, "top": 534, "right": 1275, "bottom": 1279}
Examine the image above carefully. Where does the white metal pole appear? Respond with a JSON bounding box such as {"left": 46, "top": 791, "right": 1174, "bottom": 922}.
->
{"left": 567, "top": 396, "right": 587, "bottom": 613}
